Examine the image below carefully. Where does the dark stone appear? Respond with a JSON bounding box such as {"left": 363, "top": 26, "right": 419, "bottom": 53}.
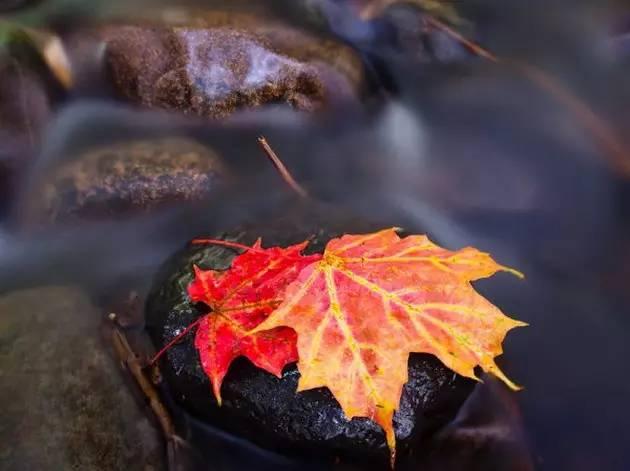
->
{"left": 99, "top": 11, "right": 365, "bottom": 118}
{"left": 145, "top": 202, "right": 475, "bottom": 470}
{"left": 26, "top": 137, "right": 227, "bottom": 225}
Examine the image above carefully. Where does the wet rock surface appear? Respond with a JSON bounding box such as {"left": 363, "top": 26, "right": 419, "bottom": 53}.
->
{"left": 0, "top": 286, "right": 164, "bottom": 471}
{"left": 28, "top": 137, "right": 227, "bottom": 224}
{"left": 99, "top": 11, "right": 365, "bottom": 118}
{"left": 145, "top": 203, "right": 475, "bottom": 469}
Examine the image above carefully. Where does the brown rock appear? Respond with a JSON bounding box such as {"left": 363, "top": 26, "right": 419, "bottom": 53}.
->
{"left": 0, "top": 286, "right": 164, "bottom": 471}
{"left": 100, "top": 12, "right": 365, "bottom": 118}
{"left": 30, "top": 137, "right": 227, "bottom": 224}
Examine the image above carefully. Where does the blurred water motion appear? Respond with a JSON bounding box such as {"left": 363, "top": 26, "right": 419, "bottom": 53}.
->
{"left": 1, "top": 1, "right": 630, "bottom": 470}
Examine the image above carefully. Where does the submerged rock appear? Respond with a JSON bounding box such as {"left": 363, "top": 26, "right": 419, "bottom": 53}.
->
{"left": 0, "top": 286, "right": 164, "bottom": 471}
{"left": 99, "top": 11, "right": 365, "bottom": 118}
{"left": 145, "top": 203, "right": 474, "bottom": 470}
{"left": 27, "top": 137, "right": 227, "bottom": 224}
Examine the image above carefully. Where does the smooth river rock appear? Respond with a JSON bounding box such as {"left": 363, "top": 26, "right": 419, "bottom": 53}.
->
{"left": 27, "top": 136, "right": 227, "bottom": 225}
{"left": 99, "top": 11, "right": 366, "bottom": 118}
{"left": 145, "top": 203, "right": 475, "bottom": 470}
{"left": 0, "top": 286, "right": 164, "bottom": 471}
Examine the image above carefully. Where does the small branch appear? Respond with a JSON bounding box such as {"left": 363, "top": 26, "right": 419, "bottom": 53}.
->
{"left": 359, "top": 0, "right": 459, "bottom": 23}
{"left": 110, "top": 319, "right": 191, "bottom": 471}
{"left": 258, "top": 136, "right": 309, "bottom": 198}
{"left": 426, "top": 17, "right": 630, "bottom": 177}
{"left": 110, "top": 322, "right": 177, "bottom": 438}
{"left": 515, "top": 62, "right": 630, "bottom": 177}
{"left": 425, "top": 17, "right": 498, "bottom": 62}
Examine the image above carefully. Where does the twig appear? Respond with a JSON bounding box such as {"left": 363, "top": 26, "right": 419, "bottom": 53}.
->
{"left": 359, "top": 0, "right": 459, "bottom": 23}
{"left": 515, "top": 62, "right": 630, "bottom": 176}
{"left": 110, "top": 321, "right": 177, "bottom": 438}
{"left": 424, "top": 17, "right": 497, "bottom": 62}
{"left": 426, "top": 17, "right": 630, "bottom": 177}
{"left": 110, "top": 319, "right": 191, "bottom": 471}
{"left": 258, "top": 136, "right": 309, "bottom": 198}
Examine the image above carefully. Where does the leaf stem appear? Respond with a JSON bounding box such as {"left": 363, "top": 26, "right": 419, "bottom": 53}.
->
{"left": 191, "top": 238, "right": 319, "bottom": 263}
{"left": 191, "top": 238, "right": 263, "bottom": 253}
{"left": 150, "top": 317, "right": 204, "bottom": 365}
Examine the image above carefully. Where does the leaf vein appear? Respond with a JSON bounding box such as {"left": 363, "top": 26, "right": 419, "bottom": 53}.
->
{"left": 324, "top": 267, "right": 382, "bottom": 407}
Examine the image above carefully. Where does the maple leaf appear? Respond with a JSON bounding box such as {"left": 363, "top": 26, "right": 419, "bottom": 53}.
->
{"left": 253, "top": 228, "right": 525, "bottom": 463}
{"left": 188, "top": 239, "right": 321, "bottom": 404}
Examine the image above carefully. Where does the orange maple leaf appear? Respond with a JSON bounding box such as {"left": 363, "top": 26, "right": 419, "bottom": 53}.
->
{"left": 254, "top": 228, "right": 526, "bottom": 464}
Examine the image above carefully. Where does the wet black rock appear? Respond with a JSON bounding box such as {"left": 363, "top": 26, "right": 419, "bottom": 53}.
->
{"left": 145, "top": 203, "right": 475, "bottom": 470}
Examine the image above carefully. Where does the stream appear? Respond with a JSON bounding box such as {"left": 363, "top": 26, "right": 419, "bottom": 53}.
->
{"left": 1, "top": 1, "right": 630, "bottom": 470}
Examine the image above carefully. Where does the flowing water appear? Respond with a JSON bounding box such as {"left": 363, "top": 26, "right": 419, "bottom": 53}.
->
{"left": 1, "top": 1, "right": 629, "bottom": 470}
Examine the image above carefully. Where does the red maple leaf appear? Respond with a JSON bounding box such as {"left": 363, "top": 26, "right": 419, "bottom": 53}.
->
{"left": 187, "top": 239, "right": 321, "bottom": 403}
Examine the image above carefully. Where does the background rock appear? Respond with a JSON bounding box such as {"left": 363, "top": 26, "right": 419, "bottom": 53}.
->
{"left": 0, "top": 53, "right": 54, "bottom": 218}
{"left": 27, "top": 137, "right": 227, "bottom": 225}
{"left": 0, "top": 286, "right": 164, "bottom": 471}
{"left": 99, "top": 11, "right": 365, "bottom": 118}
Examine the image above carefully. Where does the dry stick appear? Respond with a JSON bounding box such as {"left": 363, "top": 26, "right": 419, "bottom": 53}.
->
{"left": 110, "top": 322, "right": 189, "bottom": 471}
{"left": 424, "top": 17, "right": 498, "bottom": 62}
{"left": 111, "top": 323, "right": 177, "bottom": 438}
{"left": 426, "top": 17, "right": 630, "bottom": 177}
{"left": 515, "top": 63, "right": 630, "bottom": 177}
{"left": 360, "top": 0, "right": 458, "bottom": 23}
{"left": 258, "top": 136, "right": 309, "bottom": 198}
